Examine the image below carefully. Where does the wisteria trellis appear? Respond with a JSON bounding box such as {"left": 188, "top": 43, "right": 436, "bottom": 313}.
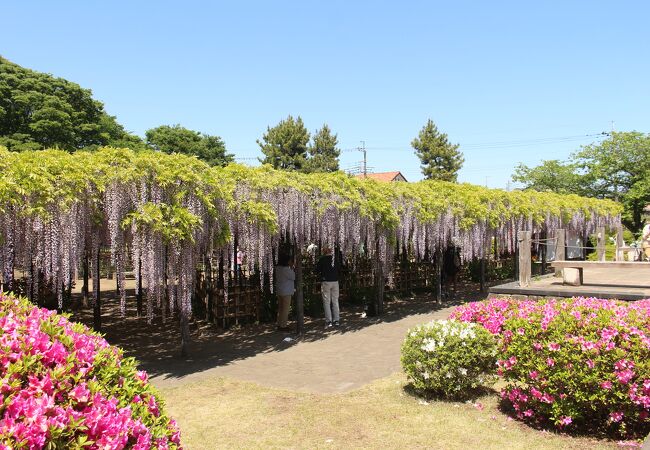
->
{"left": 0, "top": 147, "right": 622, "bottom": 352}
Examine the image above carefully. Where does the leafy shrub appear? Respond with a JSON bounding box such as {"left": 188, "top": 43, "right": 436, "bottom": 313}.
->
{"left": 0, "top": 292, "right": 181, "bottom": 449}
{"left": 401, "top": 320, "right": 498, "bottom": 399}
{"left": 453, "top": 297, "right": 650, "bottom": 438}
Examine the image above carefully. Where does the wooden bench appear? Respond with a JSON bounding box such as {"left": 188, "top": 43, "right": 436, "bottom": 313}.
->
{"left": 550, "top": 260, "right": 650, "bottom": 286}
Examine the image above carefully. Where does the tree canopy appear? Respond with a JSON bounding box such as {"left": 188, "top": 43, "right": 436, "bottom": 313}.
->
{"left": 512, "top": 160, "right": 582, "bottom": 195}
{"left": 145, "top": 124, "right": 233, "bottom": 166}
{"left": 306, "top": 124, "right": 340, "bottom": 173}
{"left": 0, "top": 56, "right": 139, "bottom": 152}
{"left": 257, "top": 115, "right": 311, "bottom": 171}
{"left": 513, "top": 132, "right": 650, "bottom": 230}
{"left": 412, "top": 120, "right": 464, "bottom": 182}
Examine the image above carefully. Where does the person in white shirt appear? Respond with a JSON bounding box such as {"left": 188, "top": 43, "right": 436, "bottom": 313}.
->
{"left": 275, "top": 254, "right": 295, "bottom": 331}
{"left": 642, "top": 220, "right": 650, "bottom": 261}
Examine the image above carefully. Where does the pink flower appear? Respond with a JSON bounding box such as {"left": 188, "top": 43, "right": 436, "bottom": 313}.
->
{"left": 548, "top": 342, "right": 560, "bottom": 351}
{"left": 529, "top": 370, "right": 539, "bottom": 380}
{"left": 559, "top": 416, "right": 572, "bottom": 426}
{"left": 546, "top": 358, "right": 555, "bottom": 367}
{"left": 540, "top": 393, "right": 554, "bottom": 404}
{"left": 69, "top": 383, "right": 90, "bottom": 403}
{"left": 136, "top": 370, "right": 149, "bottom": 383}
{"left": 601, "top": 381, "right": 613, "bottom": 390}
{"left": 609, "top": 411, "right": 624, "bottom": 423}
{"left": 616, "top": 369, "right": 635, "bottom": 384}
{"left": 586, "top": 359, "right": 595, "bottom": 369}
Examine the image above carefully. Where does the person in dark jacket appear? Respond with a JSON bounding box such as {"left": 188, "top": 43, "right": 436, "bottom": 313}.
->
{"left": 316, "top": 247, "right": 340, "bottom": 328}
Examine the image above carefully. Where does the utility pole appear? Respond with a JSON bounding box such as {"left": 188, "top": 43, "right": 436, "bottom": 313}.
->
{"left": 357, "top": 141, "right": 367, "bottom": 177}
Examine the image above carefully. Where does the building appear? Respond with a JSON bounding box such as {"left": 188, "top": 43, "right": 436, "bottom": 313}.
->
{"left": 355, "top": 171, "right": 408, "bottom": 182}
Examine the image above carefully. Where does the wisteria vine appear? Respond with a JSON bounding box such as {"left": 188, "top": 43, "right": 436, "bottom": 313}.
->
{"left": 0, "top": 147, "right": 622, "bottom": 352}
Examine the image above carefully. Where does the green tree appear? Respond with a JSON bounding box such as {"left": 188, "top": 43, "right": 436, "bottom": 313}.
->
{"left": 306, "top": 124, "right": 340, "bottom": 173}
{"left": 0, "top": 56, "right": 137, "bottom": 151}
{"left": 512, "top": 132, "right": 650, "bottom": 231}
{"left": 512, "top": 159, "right": 582, "bottom": 195}
{"left": 257, "top": 115, "right": 310, "bottom": 171}
{"left": 145, "top": 124, "right": 233, "bottom": 166}
{"left": 412, "top": 119, "right": 464, "bottom": 182}
{"left": 573, "top": 131, "right": 650, "bottom": 229}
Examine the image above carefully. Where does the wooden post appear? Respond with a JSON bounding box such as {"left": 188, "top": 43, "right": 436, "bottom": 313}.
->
{"left": 233, "top": 233, "right": 239, "bottom": 286}
{"left": 615, "top": 225, "right": 625, "bottom": 261}
{"left": 136, "top": 259, "right": 143, "bottom": 317}
{"left": 93, "top": 248, "right": 101, "bottom": 331}
{"left": 596, "top": 226, "right": 606, "bottom": 261}
{"left": 206, "top": 255, "right": 214, "bottom": 322}
{"left": 555, "top": 229, "right": 566, "bottom": 277}
{"left": 540, "top": 230, "right": 547, "bottom": 275}
{"left": 180, "top": 306, "right": 190, "bottom": 357}
{"left": 372, "top": 238, "right": 385, "bottom": 314}
{"left": 514, "top": 239, "right": 519, "bottom": 281}
{"left": 434, "top": 249, "right": 442, "bottom": 304}
{"left": 294, "top": 243, "right": 304, "bottom": 335}
{"left": 82, "top": 251, "right": 89, "bottom": 307}
{"left": 518, "top": 231, "right": 531, "bottom": 287}
{"left": 480, "top": 256, "right": 485, "bottom": 292}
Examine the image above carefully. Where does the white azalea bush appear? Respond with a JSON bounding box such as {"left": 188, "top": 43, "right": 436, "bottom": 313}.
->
{"left": 401, "top": 319, "right": 498, "bottom": 398}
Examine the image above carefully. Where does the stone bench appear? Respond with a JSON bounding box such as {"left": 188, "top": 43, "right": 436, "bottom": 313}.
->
{"left": 550, "top": 260, "right": 650, "bottom": 286}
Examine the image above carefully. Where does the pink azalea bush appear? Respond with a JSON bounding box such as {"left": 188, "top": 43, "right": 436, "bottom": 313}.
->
{"left": 452, "top": 297, "right": 650, "bottom": 438}
{"left": 0, "top": 292, "right": 181, "bottom": 449}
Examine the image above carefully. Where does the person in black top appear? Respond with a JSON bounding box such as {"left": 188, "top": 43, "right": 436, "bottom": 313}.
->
{"left": 442, "top": 246, "right": 461, "bottom": 297}
{"left": 316, "top": 247, "right": 340, "bottom": 328}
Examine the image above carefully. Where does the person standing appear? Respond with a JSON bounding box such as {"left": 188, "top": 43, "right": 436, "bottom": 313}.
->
{"left": 316, "top": 247, "right": 340, "bottom": 328}
{"left": 275, "top": 254, "right": 295, "bottom": 331}
{"left": 642, "top": 219, "right": 650, "bottom": 261}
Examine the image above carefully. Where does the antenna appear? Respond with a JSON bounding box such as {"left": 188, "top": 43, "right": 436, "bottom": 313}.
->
{"left": 357, "top": 141, "right": 367, "bottom": 177}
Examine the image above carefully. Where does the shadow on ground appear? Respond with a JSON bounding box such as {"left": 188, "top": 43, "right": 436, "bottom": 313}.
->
{"left": 71, "top": 281, "right": 498, "bottom": 381}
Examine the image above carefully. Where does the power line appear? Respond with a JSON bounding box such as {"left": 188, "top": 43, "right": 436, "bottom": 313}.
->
{"left": 352, "top": 132, "right": 608, "bottom": 152}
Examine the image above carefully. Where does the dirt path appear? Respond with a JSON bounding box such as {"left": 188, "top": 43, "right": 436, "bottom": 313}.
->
{"left": 148, "top": 301, "right": 458, "bottom": 394}
{"left": 67, "top": 277, "right": 490, "bottom": 394}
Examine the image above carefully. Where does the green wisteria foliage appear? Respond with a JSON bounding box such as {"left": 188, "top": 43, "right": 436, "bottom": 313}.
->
{"left": 0, "top": 147, "right": 621, "bottom": 348}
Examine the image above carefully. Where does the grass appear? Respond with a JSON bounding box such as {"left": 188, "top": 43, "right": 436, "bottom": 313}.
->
{"left": 158, "top": 373, "right": 617, "bottom": 450}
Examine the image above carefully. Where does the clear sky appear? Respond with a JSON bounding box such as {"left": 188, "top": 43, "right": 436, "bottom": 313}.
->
{"left": 3, "top": 1, "right": 649, "bottom": 187}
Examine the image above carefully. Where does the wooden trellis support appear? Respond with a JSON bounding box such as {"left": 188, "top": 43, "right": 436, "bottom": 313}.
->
{"left": 518, "top": 230, "right": 532, "bottom": 287}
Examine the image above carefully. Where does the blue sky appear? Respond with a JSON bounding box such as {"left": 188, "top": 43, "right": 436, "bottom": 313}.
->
{"left": 3, "top": 1, "right": 649, "bottom": 187}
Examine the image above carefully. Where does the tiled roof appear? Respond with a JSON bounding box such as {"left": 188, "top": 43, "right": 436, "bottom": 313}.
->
{"left": 355, "top": 171, "right": 407, "bottom": 182}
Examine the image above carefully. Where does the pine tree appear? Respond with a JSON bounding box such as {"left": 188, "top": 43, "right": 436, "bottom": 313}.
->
{"left": 257, "top": 115, "right": 310, "bottom": 171}
{"left": 306, "top": 124, "right": 340, "bottom": 173}
{"left": 412, "top": 119, "right": 464, "bottom": 182}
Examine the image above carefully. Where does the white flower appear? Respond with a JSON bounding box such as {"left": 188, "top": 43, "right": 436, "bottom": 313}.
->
{"left": 458, "top": 368, "right": 468, "bottom": 376}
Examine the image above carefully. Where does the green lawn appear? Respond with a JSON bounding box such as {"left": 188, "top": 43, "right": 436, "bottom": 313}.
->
{"left": 158, "top": 373, "right": 617, "bottom": 450}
